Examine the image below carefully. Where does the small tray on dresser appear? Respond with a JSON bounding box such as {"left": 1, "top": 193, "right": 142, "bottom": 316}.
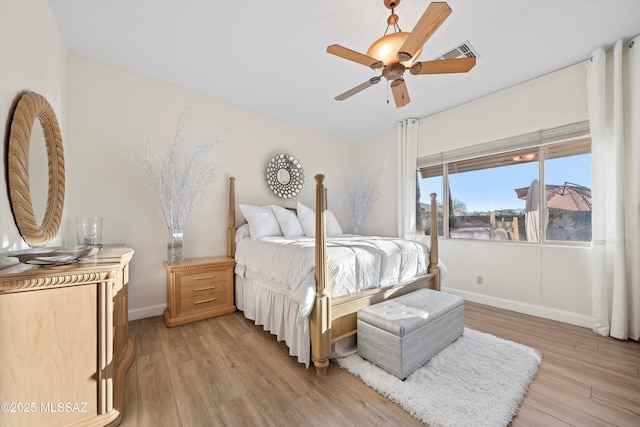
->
{"left": 5, "top": 245, "right": 102, "bottom": 266}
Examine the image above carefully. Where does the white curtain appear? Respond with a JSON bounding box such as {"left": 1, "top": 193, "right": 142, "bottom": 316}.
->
{"left": 397, "top": 118, "right": 420, "bottom": 239}
{"left": 587, "top": 37, "right": 640, "bottom": 340}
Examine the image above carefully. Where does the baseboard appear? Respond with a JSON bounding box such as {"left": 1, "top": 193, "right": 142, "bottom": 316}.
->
{"left": 128, "top": 304, "right": 167, "bottom": 321}
{"left": 442, "top": 287, "right": 593, "bottom": 329}
{"left": 127, "top": 292, "right": 593, "bottom": 328}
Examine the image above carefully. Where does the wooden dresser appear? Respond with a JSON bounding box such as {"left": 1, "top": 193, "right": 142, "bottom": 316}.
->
{"left": 163, "top": 256, "right": 235, "bottom": 327}
{"left": 0, "top": 246, "right": 134, "bottom": 427}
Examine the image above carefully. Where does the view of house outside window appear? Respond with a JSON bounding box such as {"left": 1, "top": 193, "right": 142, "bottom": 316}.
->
{"left": 417, "top": 136, "right": 591, "bottom": 243}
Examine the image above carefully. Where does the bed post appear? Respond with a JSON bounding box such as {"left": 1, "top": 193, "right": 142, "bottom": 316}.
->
{"left": 227, "top": 177, "right": 236, "bottom": 258}
{"left": 310, "top": 174, "right": 331, "bottom": 375}
{"left": 428, "top": 192, "right": 441, "bottom": 291}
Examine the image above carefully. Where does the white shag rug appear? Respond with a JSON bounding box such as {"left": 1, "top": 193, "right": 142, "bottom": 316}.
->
{"left": 336, "top": 328, "right": 541, "bottom": 427}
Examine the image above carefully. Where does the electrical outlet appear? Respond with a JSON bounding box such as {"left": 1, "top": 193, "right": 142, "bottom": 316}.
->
{"left": 476, "top": 276, "right": 483, "bottom": 285}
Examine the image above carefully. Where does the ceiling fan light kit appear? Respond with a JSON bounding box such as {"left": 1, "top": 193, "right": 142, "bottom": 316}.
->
{"left": 327, "top": 0, "right": 476, "bottom": 108}
{"left": 367, "top": 32, "right": 422, "bottom": 68}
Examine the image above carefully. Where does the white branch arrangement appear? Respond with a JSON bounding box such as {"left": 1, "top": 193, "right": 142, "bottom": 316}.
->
{"left": 136, "top": 104, "right": 225, "bottom": 235}
{"left": 345, "top": 160, "right": 386, "bottom": 234}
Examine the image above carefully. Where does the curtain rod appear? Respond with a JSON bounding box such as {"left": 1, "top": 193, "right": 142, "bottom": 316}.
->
{"left": 588, "top": 36, "right": 636, "bottom": 62}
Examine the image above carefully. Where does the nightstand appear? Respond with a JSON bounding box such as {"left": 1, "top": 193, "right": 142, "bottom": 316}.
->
{"left": 163, "top": 256, "right": 236, "bottom": 327}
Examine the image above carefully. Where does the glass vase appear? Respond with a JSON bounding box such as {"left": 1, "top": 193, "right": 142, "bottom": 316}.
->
{"left": 167, "top": 230, "right": 184, "bottom": 263}
{"left": 76, "top": 217, "right": 103, "bottom": 246}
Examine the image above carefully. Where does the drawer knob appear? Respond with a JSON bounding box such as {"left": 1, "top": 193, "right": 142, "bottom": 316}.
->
{"left": 194, "top": 298, "right": 216, "bottom": 305}
{"left": 195, "top": 276, "right": 217, "bottom": 281}
{"left": 195, "top": 286, "right": 217, "bottom": 292}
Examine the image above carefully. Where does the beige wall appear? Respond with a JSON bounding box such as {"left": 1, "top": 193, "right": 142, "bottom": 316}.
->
{"left": 66, "top": 55, "right": 353, "bottom": 318}
{"left": 0, "top": 0, "right": 67, "bottom": 253}
{"left": 360, "top": 64, "right": 593, "bottom": 326}
{"left": 0, "top": 1, "right": 594, "bottom": 325}
{"left": 418, "top": 63, "right": 589, "bottom": 156}
{"left": 351, "top": 126, "right": 398, "bottom": 237}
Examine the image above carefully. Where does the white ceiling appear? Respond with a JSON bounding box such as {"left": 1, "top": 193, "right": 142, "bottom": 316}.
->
{"left": 48, "top": 0, "right": 640, "bottom": 141}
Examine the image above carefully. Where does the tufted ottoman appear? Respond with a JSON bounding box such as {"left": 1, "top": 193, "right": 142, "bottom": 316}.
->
{"left": 357, "top": 288, "right": 464, "bottom": 379}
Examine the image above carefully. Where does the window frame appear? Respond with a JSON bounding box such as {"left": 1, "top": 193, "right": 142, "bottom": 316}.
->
{"left": 417, "top": 120, "right": 591, "bottom": 246}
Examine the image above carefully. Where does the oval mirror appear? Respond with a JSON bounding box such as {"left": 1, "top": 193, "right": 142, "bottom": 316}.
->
{"left": 29, "top": 120, "right": 48, "bottom": 225}
{"left": 266, "top": 153, "right": 304, "bottom": 198}
{"left": 8, "top": 92, "right": 65, "bottom": 247}
{"left": 277, "top": 168, "right": 291, "bottom": 184}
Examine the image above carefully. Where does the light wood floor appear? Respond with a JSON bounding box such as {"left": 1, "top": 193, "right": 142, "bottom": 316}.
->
{"left": 119, "top": 302, "right": 640, "bottom": 426}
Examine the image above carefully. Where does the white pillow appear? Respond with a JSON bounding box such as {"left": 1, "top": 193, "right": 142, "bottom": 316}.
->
{"left": 325, "top": 210, "right": 344, "bottom": 236}
{"left": 235, "top": 223, "right": 251, "bottom": 242}
{"left": 271, "top": 205, "right": 304, "bottom": 238}
{"left": 296, "top": 202, "right": 343, "bottom": 237}
{"left": 239, "top": 204, "right": 283, "bottom": 238}
{"left": 296, "top": 202, "right": 316, "bottom": 236}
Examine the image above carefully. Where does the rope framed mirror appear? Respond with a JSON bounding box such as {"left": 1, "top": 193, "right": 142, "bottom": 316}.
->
{"left": 7, "top": 91, "right": 65, "bottom": 247}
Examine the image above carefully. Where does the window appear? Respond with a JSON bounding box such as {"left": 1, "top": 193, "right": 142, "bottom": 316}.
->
{"left": 417, "top": 122, "right": 591, "bottom": 243}
{"left": 416, "top": 174, "right": 442, "bottom": 236}
{"left": 543, "top": 142, "right": 592, "bottom": 242}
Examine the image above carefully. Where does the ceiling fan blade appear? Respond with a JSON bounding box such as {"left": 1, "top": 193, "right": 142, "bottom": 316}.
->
{"left": 410, "top": 56, "right": 476, "bottom": 75}
{"left": 391, "top": 78, "right": 410, "bottom": 108}
{"left": 335, "top": 76, "right": 381, "bottom": 101}
{"left": 398, "top": 2, "right": 452, "bottom": 63}
{"left": 327, "top": 44, "right": 383, "bottom": 70}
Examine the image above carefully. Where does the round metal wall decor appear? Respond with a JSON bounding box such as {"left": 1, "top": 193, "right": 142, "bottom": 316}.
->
{"left": 266, "top": 153, "right": 304, "bottom": 198}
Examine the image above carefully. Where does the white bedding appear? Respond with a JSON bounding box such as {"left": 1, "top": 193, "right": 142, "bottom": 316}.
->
{"left": 234, "top": 234, "right": 433, "bottom": 324}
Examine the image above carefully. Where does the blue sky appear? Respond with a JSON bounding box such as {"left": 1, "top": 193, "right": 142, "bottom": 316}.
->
{"left": 419, "top": 154, "right": 591, "bottom": 212}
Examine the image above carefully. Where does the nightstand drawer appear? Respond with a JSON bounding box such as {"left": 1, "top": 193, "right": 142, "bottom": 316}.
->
{"left": 180, "top": 269, "right": 227, "bottom": 287}
{"left": 179, "top": 272, "right": 228, "bottom": 299}
{"left": 179, "top": 290, "right": 228, "bottom": 314}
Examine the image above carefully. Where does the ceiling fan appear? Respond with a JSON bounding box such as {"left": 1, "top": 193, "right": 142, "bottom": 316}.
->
{"left": 327, "top": 0, "right": 476, "bottom": 108}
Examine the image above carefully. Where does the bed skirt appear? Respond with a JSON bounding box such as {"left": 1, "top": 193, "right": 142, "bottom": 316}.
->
{"left": 235, "top": 274, "right": 312, "bottom": 366}
{"left": 235, "top": 274, "right": 358, "bottom": 368}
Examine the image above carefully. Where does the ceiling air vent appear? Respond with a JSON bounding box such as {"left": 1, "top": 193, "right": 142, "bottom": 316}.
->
{"left": 431, "top": 40, "right": 479, "bottom": 60}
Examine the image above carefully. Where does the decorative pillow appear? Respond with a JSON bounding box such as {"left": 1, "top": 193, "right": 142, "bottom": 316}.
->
{"left": 239, "top": 204, "right": 283, "bottom": 238}
{"left": 271, "top": 205, "right": 304, "bottom": 238}
{"left": 296, "top": 202, "right": 343, "bottom": 237}
{"left": 235, "top": 223, "right": 251, "bottom": 242}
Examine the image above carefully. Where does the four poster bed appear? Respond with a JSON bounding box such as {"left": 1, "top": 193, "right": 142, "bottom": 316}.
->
{"left": 227, "top": 174, "right": 441, "bottom": 375}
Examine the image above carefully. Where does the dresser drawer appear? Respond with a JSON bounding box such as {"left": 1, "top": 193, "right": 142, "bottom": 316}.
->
{"left": 179, "top": 289, "right": 228, "bottom": 314}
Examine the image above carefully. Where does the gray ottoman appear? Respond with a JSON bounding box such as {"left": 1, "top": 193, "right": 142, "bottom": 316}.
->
{"left": 357, "top": 288, "right": 464, "bottom": 379}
